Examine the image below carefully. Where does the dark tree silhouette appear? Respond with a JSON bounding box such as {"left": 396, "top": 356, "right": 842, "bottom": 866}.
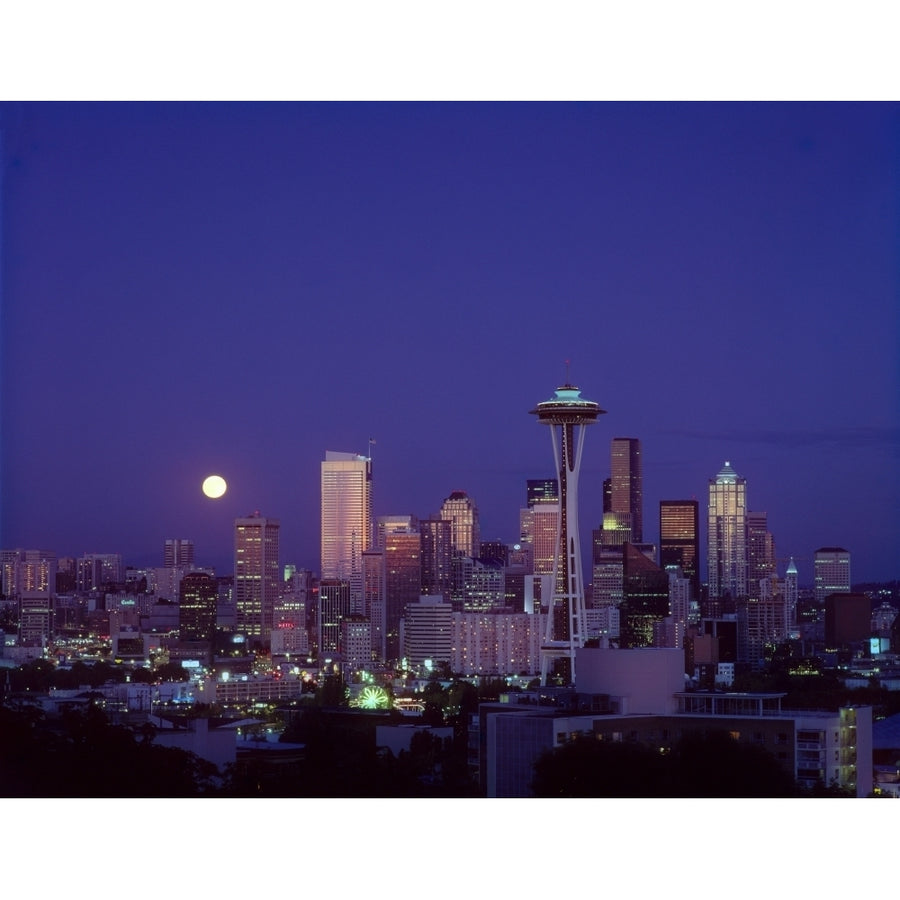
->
{"left": 532, "top": 731, "right": 800, "bottom": 798}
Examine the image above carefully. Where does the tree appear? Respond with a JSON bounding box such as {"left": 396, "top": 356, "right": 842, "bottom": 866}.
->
{"left": 316, "top": 673, "right": 348, "bottom": 707}
{"left": 0, "top": 702, "right": 221, "bottom": 797}
{"left": 532, "top": 738, "right": 667, "bottom": 797}
{"left": 154, "top": 661, "right": 189, "bottom": 682}
{"left": 532, "top": 731, "right": 801, "bottom": 798}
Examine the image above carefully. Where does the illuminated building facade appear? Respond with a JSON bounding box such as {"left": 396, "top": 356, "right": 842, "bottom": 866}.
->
{"left": 440, "top": 491, "right": 480, "bottom": 559}
{"left": 531, "top": 382, "right": 604, "bottom": 684}
{"left": 321, "top": 451, "right": 373, "bottom": 608}
{"left": 272, "top": 575, "right": 310, "bottom": 657}
{"left": 659, "top": 500, "right": 699, "bottom": 599}
{"left": 527, "top": 478, "right": 558, "bottom": 507}
{"left": 747, "top": 511, "right": 775, "bottom": 600}
{"left": 318, "top": 579, "right": 350, "bottom": 656}
{"left": 384, "top": 526, "right": 422, "bottom": 660}
{"left": 814, "top": 547, "right": 851, "bottom": 604}
{"left": 341, "top": 615, "right": 372, "bottom": 673}
{"left": 361, "top": 549, "right": 387, "bottom": 661}
{"left": 620, "top": 543, "right": 670, "bottom": 648}
{"left": 707, "top": 461, "right": 748, "bottom": 604}
{"left": 234, "top": 513, "right": 280, "bottom": 646}
{"left": 610, "top": 438, "right": 643, "bottom": 542}
{"left": 164, "top": 539, "right": 194, "bottom": 568}
{"left": 450, "top": 610, "right": 546, "bottom": 676}
{"left": 420, "top": 517, "right": 452, "bottom": 598}
{"left": 1, "top": 549, "right": 57, "bottom": 599}
{"left": 179, "top": 571, "right": 218, "bottom": 643}
{"left": 76, "top": 553, "right": 122, "bottom": 591}
{"left": 403, "top": 596, "right": 453, "bottom": 671}
{"left": 525, "top": 504, "right": 561, "bottom": 577}
{"left": 667, "top": 569, "right": 692, "bottom": 649}
{"left": 784, "top": 558, "right": 799, "bottom": 633}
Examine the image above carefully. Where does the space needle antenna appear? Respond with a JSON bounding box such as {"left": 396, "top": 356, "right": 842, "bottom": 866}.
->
{"left": 565, "top": 358, "right": 571, "bottom": 385}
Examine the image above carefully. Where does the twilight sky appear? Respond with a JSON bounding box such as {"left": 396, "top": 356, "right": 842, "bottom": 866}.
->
{"left": 1, "top": 102, "right": 897, "bottom": 584}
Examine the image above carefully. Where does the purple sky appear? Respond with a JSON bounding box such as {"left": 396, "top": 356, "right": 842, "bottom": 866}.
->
{"left": 1, "top": 102, "right": 897, "bottom": 584}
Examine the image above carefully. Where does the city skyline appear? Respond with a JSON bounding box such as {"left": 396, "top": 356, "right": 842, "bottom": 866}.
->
{"left": 1, "top": 102, "right": 897, "bottom": 583}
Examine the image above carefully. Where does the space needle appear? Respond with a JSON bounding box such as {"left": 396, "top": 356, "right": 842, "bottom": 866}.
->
{"left": 531, "top": 378, "right": 605, "bottom": 685}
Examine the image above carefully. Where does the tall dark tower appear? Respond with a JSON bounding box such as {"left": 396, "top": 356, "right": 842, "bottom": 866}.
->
{"left": 611, "top": 438, "right": 643, "bottom": 542}
{"left": 531, "top": 382, "right": 605, "bottom": 685}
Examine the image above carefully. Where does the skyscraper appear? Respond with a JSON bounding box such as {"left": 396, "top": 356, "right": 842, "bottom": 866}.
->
{"left": 531, "top": 381, "right": 604, "bottom": 684}
{"left": 75, "top": 553, "right": 122, "bottom": 591}
{"left": 620, "top": 543, "right": 670, "bottom": 649}
{"left": 526, "top": 478, "right": 558, "bottom": 507}
{"left": 234, "top": 513, "right": 280, "bottom": 647}
{"left": 520, "top": 478, "right": 560, "bottom": 579}
{"left": 527, "top": 504, "right": 561, "bottom": 577}
{"left": 440, "top": 490, "right": 480, "bottom": 558}
{"left": 610, "top": 438, "right": 643, "bottom": 543}
{"left": 164, "top": 539, "right": 194, "bottom": 568}
{"left": 383, "top": 524, "right": 422, "bottom": 660}
{"left": 318, "top": 579, "right": 351, "bottom": 656}
{"left": 321, "top": 451, "right": 373, "bottom": 607}
{"left": 179, "top": 571, "right": 218, "bottom": 644}
{"left": 747, "top": 511, "right": 775, "bottom": 600}
{"left": 814, "top": 547, "right": 851, "bottom": 604}
{"left": 707, "top": 461, "right": 748, "bottom": 604}
{"left": 784, "top": 558, "right": 799, "bottom": 632}
{"left": 659, "top": 500, "right": 699, "bottom": 599}
{"left": 419, "top": 517, "right": 452, "bottom": 598}
{"left": 362, "top": 549, "right": 387, "bottom": 661}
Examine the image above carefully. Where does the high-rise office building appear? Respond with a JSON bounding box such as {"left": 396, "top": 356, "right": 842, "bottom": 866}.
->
{"left": 452, "top": 556, "right": 506, "bottom": 613}
{"left": 1, "top": 549, "right": 57, "bottom": 599}
{"left": 619, "top": 543, "right": 669, "bottom": 649}
{"left": 478, "top": 540, "right": 508, "bottom": 565}
{"left": 531, "top": 381, "right": 604, "bottom": 684}
{"left": 667, "top": 567, "right": 692, "bottom": 648}
{"left": 520, "top": 478, "right": 560, "bottom": 579}
{"left": 361, "top": 549, "right": 387, "bottom": 661}
{"left": 76, "top": 553, "right": 122, "bottom": 591}
{"left": 707, "top": 461, "right": 748, "bottom": 603}
{"left": 341, "top": 615, "right": 372, "bottom": 673}
{"left": 440, "top": 491, "right": 480, "bottom": 558}
{"left": 610, "top": 438, "right": 643, "bottom": 543}
{"left": 784, "top": 558, "right": 799, "bottom": 634}
{"left": 179, "top": 571, "right": 218, "bottom": 644}
{"left": 597, "top": 511, "right": 634, "bottom": 547}
{"left": 384, "top": 525, "right": 422, "bottom": 660}
{"left": 419, "top": 517, "right": 452, "bottom": 598}
{"left": 659, "top": 500, "right": 699, "bottom": 600}
{"left": 376, "top": 514, "right": 416, "bottom": 548}
{"left": 824, "top": 593, "right": 869, "bottom": 648}
{"left": 234, "top": 513, "right": 280, "bottom": 646}
{"left": 318, "top": 579, "right": 350, "bottom": 657}
{"left": 591, "top": 531, "right": 624, "bottom": 609}
{"left": 747, "top": 511, "right": 775, "bottom": 600}
{"left": 403, "top": 596, "right": 453, "bottom": 671}
{"left": 272, "top": 574, "right": 310, "bottom": 658}
{"left": 526, "top": 478, "right": 558, "bottom": 507}
{"left": 321, "top": 451, "right": 373, "bottom": 608}
{"left": 164, "top": 539, "right": 194, "bottom": 568}
{"left": 814, "top": 547, "right": 851, "bottom": 604}
{"left": 527, "top": 504, "right": 561, "bottom": 577}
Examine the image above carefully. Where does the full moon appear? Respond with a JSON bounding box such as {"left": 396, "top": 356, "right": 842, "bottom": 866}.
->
{"left": 202, "top": 474, "right": 227, "bottom": 499}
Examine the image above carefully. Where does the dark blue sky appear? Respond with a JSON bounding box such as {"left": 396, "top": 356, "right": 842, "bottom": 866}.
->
{"left": 1, "top": 102, "right": 898, "bottom": 584}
